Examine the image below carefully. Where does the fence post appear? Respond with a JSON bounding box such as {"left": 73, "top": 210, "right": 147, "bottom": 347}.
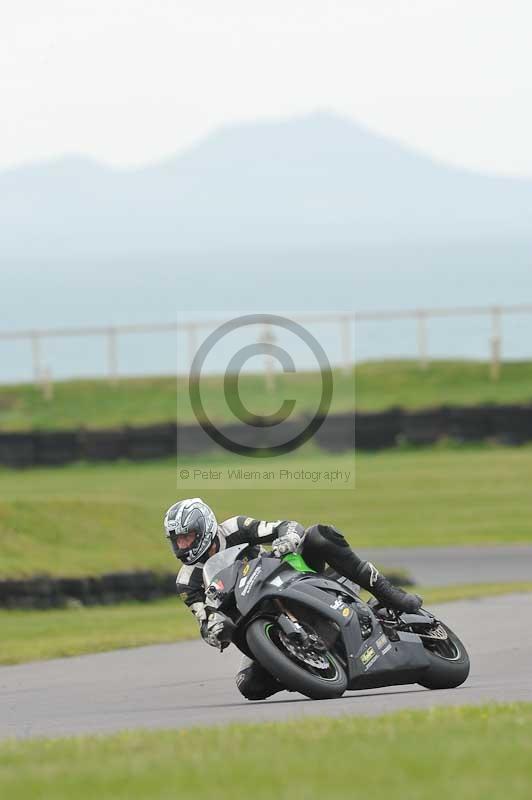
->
{"left": 187, "top": 324, "right": 198, "bottom": 376}
{"left": 31, "top": 332, "right": 42, "bottom": 386}
{"left": 490, "top": 307, "right": 502, "bottom": 381}
{"left": 340, "top": 316, "right": 353, "bottom": 375}
{"left": 261, "top": 323, "right": 276, "bottom": 393}
{"left": 41, "top": 366, "right": 54, "bottom": 400}
{"left": 417, "top": 311, "right": 429, "bottom": 370}
{"left": 107, "top": 328, "right": 118, "bottom": 386}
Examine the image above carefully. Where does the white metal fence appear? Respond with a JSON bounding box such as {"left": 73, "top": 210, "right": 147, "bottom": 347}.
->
{"left": 1, "top": 303, "right": 531, "bottom": 388}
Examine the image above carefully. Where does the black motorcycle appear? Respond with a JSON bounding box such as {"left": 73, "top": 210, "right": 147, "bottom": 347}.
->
{"left": 203, "top": 544, "right": 470, "bottom": 700}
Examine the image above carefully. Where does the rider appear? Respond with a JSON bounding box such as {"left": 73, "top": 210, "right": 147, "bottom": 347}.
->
{"left": 164, "top": 497, "right": 422, "bottom": 700}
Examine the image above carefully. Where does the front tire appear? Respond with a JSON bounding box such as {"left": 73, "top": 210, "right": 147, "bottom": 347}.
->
{"left": 246, "top": 618, "right": 347, "bottom": 700}
{"left": 418, "top": 622, "right": 470, "bottom": 690}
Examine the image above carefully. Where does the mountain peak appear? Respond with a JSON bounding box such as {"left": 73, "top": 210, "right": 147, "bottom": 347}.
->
{"left": 161, "top": 110, "right": 397, "bottom": 171}
{"left": 0, "top": 112, "right": 529, "bottom": 260}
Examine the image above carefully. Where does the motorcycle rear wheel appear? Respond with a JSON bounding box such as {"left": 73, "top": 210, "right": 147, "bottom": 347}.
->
{"left": 417, "top": 622, "right": 470, "bottom": 690}
{"left": 246, "top": 618, "right": 348, "bottom": 700}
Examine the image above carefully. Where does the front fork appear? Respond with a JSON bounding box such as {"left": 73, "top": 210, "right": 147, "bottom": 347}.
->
{"left": 274, "top": 599, "right": 309, "bottom": 645}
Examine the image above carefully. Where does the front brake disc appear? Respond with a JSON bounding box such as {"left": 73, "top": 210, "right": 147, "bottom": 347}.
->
{"left": 278, "top": 631, "right": 330, "bottom": 670}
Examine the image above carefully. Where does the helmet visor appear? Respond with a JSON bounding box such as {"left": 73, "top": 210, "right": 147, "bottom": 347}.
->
{"left": 175, "top": 531, "right": 197, "bottom": 550}
{"left": 169, "top": 523, "right": 204, "bottom": 561}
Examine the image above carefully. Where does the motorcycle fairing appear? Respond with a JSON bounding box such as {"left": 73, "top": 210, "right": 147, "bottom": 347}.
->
{"left": 232, "top": 559, "right": 431, "bottom": 686}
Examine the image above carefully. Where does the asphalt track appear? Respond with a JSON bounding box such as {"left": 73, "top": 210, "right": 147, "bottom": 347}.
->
{"left": 364, "top": 544, "right": 532, "bottom": 585}
{"left": 1, "top": 593, "right": 531, "bottom": 740}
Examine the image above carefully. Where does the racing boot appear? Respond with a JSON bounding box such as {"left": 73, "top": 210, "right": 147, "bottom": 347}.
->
{"left": 355, "top": 561, "right": 422, "bottom": 614}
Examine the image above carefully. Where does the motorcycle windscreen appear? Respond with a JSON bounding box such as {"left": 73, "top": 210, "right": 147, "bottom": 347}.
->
{"left": 202, "top": 543, "right": 251, "bottom": 587}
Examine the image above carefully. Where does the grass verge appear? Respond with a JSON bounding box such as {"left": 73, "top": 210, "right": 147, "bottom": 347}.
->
{"left": 1, "top": 704, "right": 531, "bottom": 799}
{"left": 2, "top": 445, "right": 532, "bottom": 578}
{"left": 2, "top": 582, "right": 531, "bottom": 666}
{"left": 2, "top": 359, "right": 532, "bottom": 430}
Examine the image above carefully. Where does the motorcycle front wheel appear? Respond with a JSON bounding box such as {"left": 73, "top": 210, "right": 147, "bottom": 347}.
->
{"left": 246, "top": 618, "right": 348, "bottom": 700}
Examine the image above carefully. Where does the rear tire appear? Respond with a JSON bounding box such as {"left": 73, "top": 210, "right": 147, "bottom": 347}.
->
{"left": 418, "top": 622, "right": 470, "bottom": 690}
{"left": 246, "top": 618, "right": 347, "bottom": 700}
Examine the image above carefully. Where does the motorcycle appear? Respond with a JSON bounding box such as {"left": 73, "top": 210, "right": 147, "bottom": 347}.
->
{"left": 203, "top": 543, "right": 470, "bottom": 700}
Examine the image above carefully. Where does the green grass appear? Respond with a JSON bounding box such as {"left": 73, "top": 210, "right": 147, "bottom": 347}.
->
{"left": 2, "top": 582, "right": 532, "bottom": 666}
{"left": 1, "top": 444, "right": 532, "bottom": 579}
{"left": 0, "top": 599, "right": 196, "bottom": 665}
{"left": 1, "top": 704, "right": 531, "bottom": 799}
{"left": 356, "top": 359, "right": 532, "bottom": 410}
{"left": 2, "top": 360, "right": 532, "bottom": 431}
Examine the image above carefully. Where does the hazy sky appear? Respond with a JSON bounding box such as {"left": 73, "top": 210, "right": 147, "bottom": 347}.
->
{"left": 2, "top": 0, "right": 531, "bottom": 175}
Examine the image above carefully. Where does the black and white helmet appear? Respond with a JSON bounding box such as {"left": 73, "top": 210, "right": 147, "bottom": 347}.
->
{"left": 163, "top": 498, "right": 217, "bottom": 565}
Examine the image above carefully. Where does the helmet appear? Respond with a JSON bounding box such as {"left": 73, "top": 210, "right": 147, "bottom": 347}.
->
{"left": 164, "top": 498, "right": 217, "bottom": 565}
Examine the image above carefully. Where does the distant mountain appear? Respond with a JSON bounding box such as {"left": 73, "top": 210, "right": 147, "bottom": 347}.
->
{"left": 1, "top": 112, "right": 530, "bottom": 259}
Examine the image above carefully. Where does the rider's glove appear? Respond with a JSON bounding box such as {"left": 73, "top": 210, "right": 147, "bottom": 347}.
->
{"left": 201, "top": 612, "right": 226, "bottom": 649}
{"left": 272, "top": 530, "right": 302, "bottom": 557}
{"left": 201, "top": 611, "right": 234, "bottom": 650}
